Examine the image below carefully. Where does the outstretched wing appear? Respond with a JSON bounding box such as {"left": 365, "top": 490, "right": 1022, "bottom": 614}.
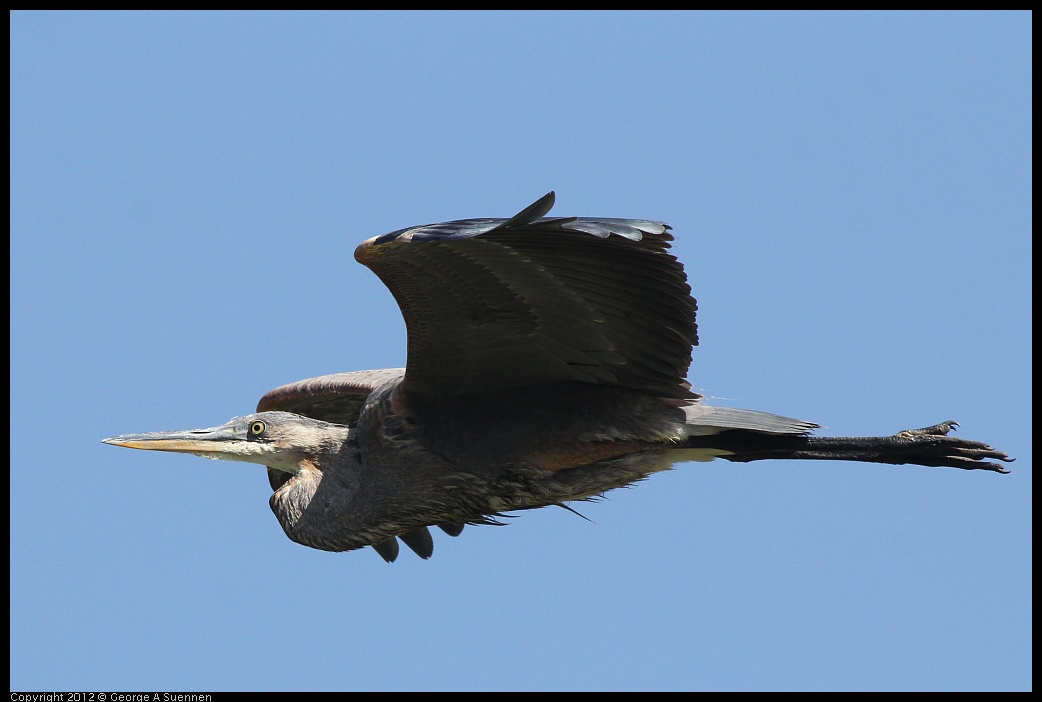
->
{"left": 354, "top": 192, "right": 698, "bottom": 399}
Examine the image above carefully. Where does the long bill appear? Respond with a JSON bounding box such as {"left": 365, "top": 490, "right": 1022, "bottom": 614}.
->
{"left": 102, "top": 423, "right": 257, "bottom": 462}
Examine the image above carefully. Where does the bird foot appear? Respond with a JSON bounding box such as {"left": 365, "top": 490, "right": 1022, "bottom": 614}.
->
{"left": 893, "top": 420, "right": 1012, "bottom": 473}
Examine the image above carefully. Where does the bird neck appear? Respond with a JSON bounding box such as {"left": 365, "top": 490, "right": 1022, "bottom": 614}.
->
{"left": 268, "top": 426, "right": 370, "bottom": 552}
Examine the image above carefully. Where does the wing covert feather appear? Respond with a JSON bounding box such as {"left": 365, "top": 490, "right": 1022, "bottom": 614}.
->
{"left": 257, "top": 368, "right": 404, "bottom": 424}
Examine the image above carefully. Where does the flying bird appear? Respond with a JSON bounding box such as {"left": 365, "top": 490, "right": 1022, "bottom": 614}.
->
{"left": 103, "top": 192, "right": 1011, "bottom": 562}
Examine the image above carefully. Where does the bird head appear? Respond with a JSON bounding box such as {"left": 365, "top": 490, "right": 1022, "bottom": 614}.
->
{"left": 102, "top": 411, "right": 351, "bottom": 475}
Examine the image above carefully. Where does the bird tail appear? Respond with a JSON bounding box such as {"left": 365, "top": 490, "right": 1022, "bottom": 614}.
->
{"left": 680, "top": 402, "right": 818, "bottom": 437}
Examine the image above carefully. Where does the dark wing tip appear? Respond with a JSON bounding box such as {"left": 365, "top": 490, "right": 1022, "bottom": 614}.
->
{"left": 371, "top": 538, "right": 400, "bottom": 563}
{"left": 437, "top": 522, "right": 465, "bottom": 537}
{"left": 399, "top": 527, "right": 435, "bottom": 559}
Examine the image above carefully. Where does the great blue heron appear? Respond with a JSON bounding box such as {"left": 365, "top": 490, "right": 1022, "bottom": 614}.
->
{"left": 103, "top": 192, "right": 1011, "bottom": 562}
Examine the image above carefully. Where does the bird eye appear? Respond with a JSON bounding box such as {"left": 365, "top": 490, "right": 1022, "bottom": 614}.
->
{"left": 249, "top": 420, "right": 266, "bottom": 437}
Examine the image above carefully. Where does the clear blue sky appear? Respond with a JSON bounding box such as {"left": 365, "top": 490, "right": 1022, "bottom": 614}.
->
{"left": 10, "top": 11, "right": 1030, "bottom": 692}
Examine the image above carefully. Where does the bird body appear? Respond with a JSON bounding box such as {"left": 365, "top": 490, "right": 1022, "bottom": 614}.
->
{"left": 262, "top": 372, "right": 739, "bottom": 554}
{"left": 104, "top": 193, "right": 1010, "bottom": 561}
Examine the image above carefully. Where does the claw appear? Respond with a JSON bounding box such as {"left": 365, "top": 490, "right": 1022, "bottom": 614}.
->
{"left": 888, "top": 421, "right": 1013, "bottom": 472}
{"left": 895, "top": 420, "right": 959, "bottom": 438}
